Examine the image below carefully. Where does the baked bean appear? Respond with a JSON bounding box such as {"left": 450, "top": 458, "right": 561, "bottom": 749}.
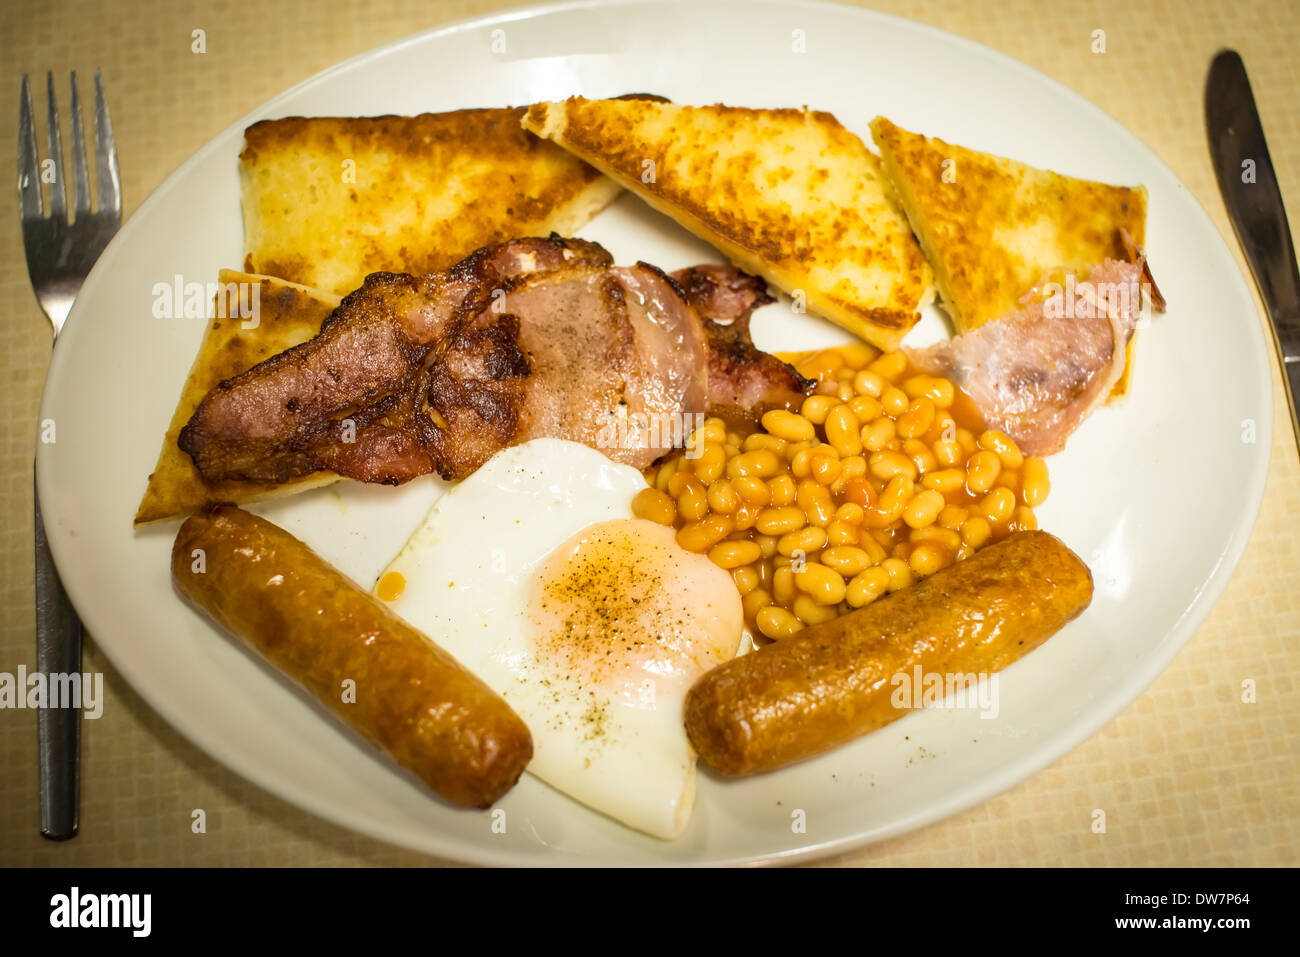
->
{"left": 743, "top": 432, "right": 788, "bottom": 456}
{"left": 675, "top": 514, "right": 734, "bottom": 552}
{"left": 810, "top": 450, "right": 843, "bottom": 485}
{"left": 902, "top": 438, "right": 937, "bottom": 475}
{"left": 833, "top": 502, "right": 866, "bottom": 525}
{"left": 772, "top": 566, "right": 797, "bottom": 605}
{"left": 978, "top": 487, "right": 1016, "bottom": 523}
{"left": 922, "top": 468, "right": 966, "bottom": 494}
{"left": 767, "top": 472, "right": 797, "bottom": 507}
{"left": 800, "top": 394, "right": 837, "bottom": 425}
{"left": 868, "top": 351, "right": 908, "bottom": 381}
{"left": 838, "top": 455, "right": 867, "bottom": 481}
{"left": 709, "top": 540, "right": 762, "bottom": 569}
{"left": 820, "top": 545, "right": 872, "bottom": 577}
{"left": 961, "top": 516, "right": 993, "bottom": 548}
{"left": 880, "top": 386, "right": 910, "bottom": 417}
{"left": 789, "top": 446, "right": 813, "bottom": 479}
{"left": 841, "top": 479, "right": 875, "bottom": 508}
{"left": 938, "top": 504, "right": 969, "bottom": 531}
{"left": 860, "top": 534, "right": 888, "bottom": 565}
{"left": 761, "top": 409, "right": 815, "bottom": 442}
{"left": 728, "top": 448, "right": 782, "bottom": 479}
{"left": 731, "top": 565, "right": 759, "bottom": 595}
{"left": 674, "top": 479, "right": 708, "bottom": 521}
{"left": 861, "top": 417, "right": 894, "bottom": 452}
{"left": 692, "top": 443, "right": 726, "bottom": 483}
{"left": 979, "top": 429, "right": 1024, "bottom": 468}
{"left": 795, "top": 481, "right": 835, "bottom": 527}
{"left": 869, "top": 450, "right": 918, "bottom": 482}
{"left": 838, "top": 342, "right": 878, "bottom": 369}
{"left": 1011, "top": 505, "right": 1038, "bottom": 531}
{"left": 848, "top": 395, "right": 883, "bottom": 423}
{"left": 756, "top": 506, "right": 806, "bottom": 535}
{"left": 879, "top": 475, "right": 915, "bottom": 512}
{"left": 880, "top": 557, "right": 914, "bottom": 592}
{"left": 825, "top": 406, "right": 863, "bottom": 456}
{"left": 897, "top": 397, "right": 936, "bottom": 438}
{"left": 903, "top": 489, "right": 945, "bottom": 529}
{"left": 794, "top": 562, "right": 847, "bottom": 605}
{"left": 862, "top": 500, "right": 905, "bottom": 529}
{"left": 710, "top": 415, "right": 733, "bottom": 437}
{"left": 741, "top": 587, "right": 772, "bottom": 620}
{"left": 846, "top": 566, "right": 891, "bottom": 607}
{"left": 732, "top": 502, "right": 759, "bottom": 531}
{"left": 909, "top": 525, "right": 962, "bottom": 551}
{"left": 707, "top": 479, "right": 739, "bottom": 515}
{"left": 932, "top": 438, "right": 963, "bottom": 467}
{"left": 909, "top": 542, "right": 951, "bottom": 578}
{"left": 1022, "top": 456, "right": 1050, "bottom": 507}
{"left": 632, "top": 487, "right": 676, "bottom": 525}
{"left": 756, "top": 606, "right": 803, "bottom": 639}
{"left": 777, "top": 526, "right": 827, "bottom": 557}
{"left": 826, "top": 519, "right": 862, "bottom": 546}
{"left": 901, "top": 374, "right": 955, "bottom": 408}
{"left": 966, "top": 450, "right": 1002, "bottom": 493}
{"left": 852, "top": 369, "right": 886, "bottom": 398}
{"left": 733, "top": 476, "right": 770, "bottom": 506}
{"left": 792, "top": 594, "right": 839, "bottom": 626}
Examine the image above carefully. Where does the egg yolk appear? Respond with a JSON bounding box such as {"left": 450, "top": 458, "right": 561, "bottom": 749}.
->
{"left": 526, "top": 519, "right": 742, "bottom": 703}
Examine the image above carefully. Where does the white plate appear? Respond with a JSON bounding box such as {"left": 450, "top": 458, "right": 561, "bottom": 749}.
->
{"left": 38, "top": 0, "right": 1273, "bottom": 865}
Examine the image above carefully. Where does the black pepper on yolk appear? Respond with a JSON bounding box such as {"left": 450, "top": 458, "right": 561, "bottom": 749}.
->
{"left": 526, "top": 519, "right": 744, "bottom": 700}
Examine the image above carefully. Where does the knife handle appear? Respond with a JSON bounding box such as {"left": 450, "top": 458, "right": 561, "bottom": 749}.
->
{"left": 1285, "top": 357, "right": 1300, "bottom": 455}
{"left": 34, "top": 468, "right": 81, "bottom": 840}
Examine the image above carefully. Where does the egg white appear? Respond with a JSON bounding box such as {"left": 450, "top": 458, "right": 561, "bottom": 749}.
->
{"left": 376, "top": 438, "right": 742, "bottom": 839}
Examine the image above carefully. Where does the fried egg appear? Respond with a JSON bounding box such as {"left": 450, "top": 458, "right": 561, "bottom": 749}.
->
{"left": 375, "top": 438, "right": 743, "bottom": 839}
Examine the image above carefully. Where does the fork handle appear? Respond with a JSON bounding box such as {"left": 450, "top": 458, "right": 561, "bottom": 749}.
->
{"left": 34, "top": 466, "right": 81, "bottom": 840}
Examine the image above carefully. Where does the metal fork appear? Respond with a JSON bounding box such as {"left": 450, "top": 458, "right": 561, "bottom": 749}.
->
{"left": 19, "top": 70, "right": 121, "bottom": 840}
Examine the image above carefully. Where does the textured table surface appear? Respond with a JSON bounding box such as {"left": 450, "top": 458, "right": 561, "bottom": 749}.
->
{"left": 1, "top": 0, "right": 1297, "bottom": 867}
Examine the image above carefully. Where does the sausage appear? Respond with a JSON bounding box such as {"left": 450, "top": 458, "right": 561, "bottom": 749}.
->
{"left": 684, "top": 530, "right": 1093, "bottom": 775}
{"left": 172, "top": 504, "right": 532, "bottom": 807}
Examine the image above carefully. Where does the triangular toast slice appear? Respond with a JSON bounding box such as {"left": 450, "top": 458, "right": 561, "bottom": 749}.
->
{"left": 241, "top": 109, "right": 622, "bottom": 296}
{"left": 523, "top": 97, "right": 933, "bottom": 351}
{"left": 870, "top": 116, "right": 1148, "bottom": 395}
{"left": 134, "top": 272, "right": 344, "bottom": 525}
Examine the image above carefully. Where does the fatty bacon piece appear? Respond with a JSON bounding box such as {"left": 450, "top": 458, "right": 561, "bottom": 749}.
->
{"left": 905, "top": 259, "right": 1147, "bottom": 456}
{"left": 178, "top": 237, "right": 810, "bottom": 486}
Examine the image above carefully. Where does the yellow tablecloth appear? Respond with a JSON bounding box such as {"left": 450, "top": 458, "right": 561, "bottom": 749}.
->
{"left": 2, "top": 0, "right": 1297, "bottom": 866}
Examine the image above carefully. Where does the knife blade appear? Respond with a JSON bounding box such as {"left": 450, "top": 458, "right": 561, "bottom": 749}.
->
{"left": 1206, "top": 49, "right": 1300, "bottom": 454}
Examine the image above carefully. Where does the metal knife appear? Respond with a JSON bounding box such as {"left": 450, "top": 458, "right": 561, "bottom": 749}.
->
{"left": 1206, "top": 49, "right": 1300, "bottom": 454}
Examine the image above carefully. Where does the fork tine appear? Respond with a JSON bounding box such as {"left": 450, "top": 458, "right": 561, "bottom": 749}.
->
{"left": 93, "top": 70, "right": 120, "bottom": 217}
{"left": 68, "top": 71, "right": 90, "bottom": 216}
{"left": 45, "top": 73, "right": 66, "bottom": 221}
{"left": 18, "top": 75, "right": 41, "bottom": 218}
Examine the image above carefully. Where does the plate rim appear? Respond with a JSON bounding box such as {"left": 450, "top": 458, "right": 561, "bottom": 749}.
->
{"left": 36, "top": 0, "right": 1275, "bottom": 866}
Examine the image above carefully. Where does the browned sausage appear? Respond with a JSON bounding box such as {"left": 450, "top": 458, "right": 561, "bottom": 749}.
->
{"left": 684, "top": 530, "right": 1093, "bottom": 775}
{"left": 172, "top": 504, "right": 532, "bottom": 807}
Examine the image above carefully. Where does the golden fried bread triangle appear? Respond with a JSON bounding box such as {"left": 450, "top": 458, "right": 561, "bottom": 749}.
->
{"left": 135, "top": 272, "right": 344, "bottom": 525}
{"left": 522, "top": 97, "right": 934, "bottom": 351}
{"left": 869, "top": 116, "right": 1147, "bottom": 396}
{"left": 241, "top": 109, "right": 622, "bottom": 296}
